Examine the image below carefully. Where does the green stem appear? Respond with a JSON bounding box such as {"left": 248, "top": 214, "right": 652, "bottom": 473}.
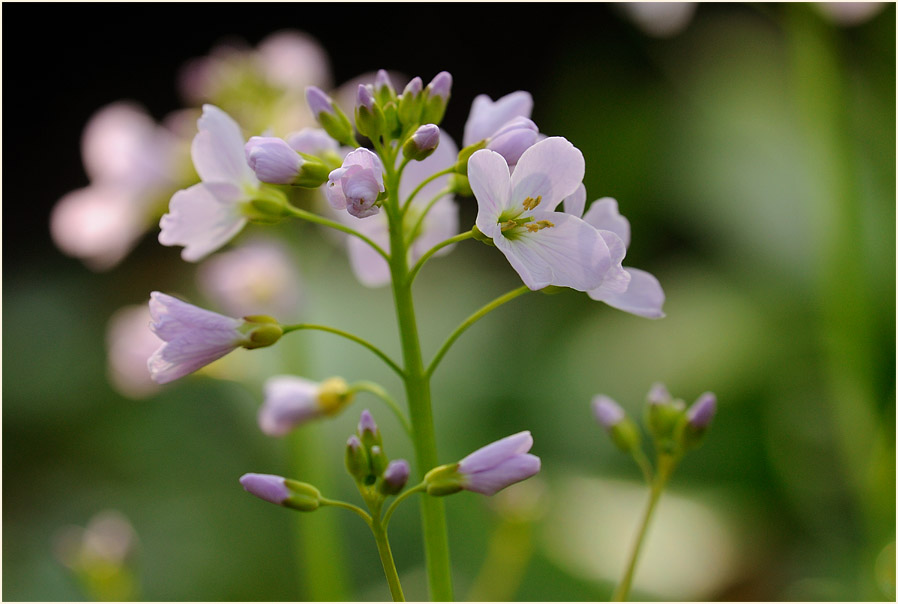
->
{"left": 401, "top": 167, "right": 455, "bottom": 214}
{"left": 372, "top": 520, "right": 406, "bottom": 601}
{"left": 350, "top": 381, "right": 412, "bottom": 436}
{"left": 631, "top": 448, "right": 654, "bottom": 486}
{"left": 407, "top": 230, "right": 475, "bottom": 286}
{"left": 320, "top": 497, "right": 373, "bottom": 525}
{"left": 386, "top": 163, "right": 454, "bottom": 601}
{"left": 612, "top": 456, "right": 675, "bottom": 601}
{"left": 426, "top": 285, "right": 531, "bottom": 378}
{"left": 383, "top": 483, "right": 426, "bottom": 528}
{"left": 281, "top": 323, "right": 404, "bottom": 378}
{"left": 285, "top": 204, "right": 390, "bottom": 262}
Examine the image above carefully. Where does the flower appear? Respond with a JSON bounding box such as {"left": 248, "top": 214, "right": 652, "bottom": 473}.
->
{"left": 258, "top": 376, "right": 351, "bottom": 436}
{"left": 159, "top": 105, "right": 261, "bottom": 262}
{"left": 340, "top": 129, "right": 459, "bottom": 287}
{"left": 50, "top": 102, "right": 190, "bottom": 270}
{"left": 576, "top": 196, "right": 666, "bottom": 318}
{"left": 106, "top": 305, "right": 163, "bottom": 399}
{"left": 147, "top": 292, "right": 282, "bottom": 384}
{"left": 463, "top": 90, "right": 534, "bottom": 148}
{"left": 239, "top": 473, "right": 322, "bottom": 511}
{"left": 469, "top": 137, "right": 618, "bottom": 291}
{"left": 325, "top": 148, "right": 385, "bottom": 218}
{"left": 457, "top": 431, "right": 541, "bottom": 496}
{"left": 196, "top": 239, "right": 302, "bottom": 318}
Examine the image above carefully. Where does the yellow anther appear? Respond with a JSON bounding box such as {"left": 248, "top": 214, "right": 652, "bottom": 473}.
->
{"left": 500, "top": 220, "right": 519, "bottom": 232}
{"left": 524, "top": 220, "right": 554, "bottom": 232}
{"left": 521, "top": 195, "right": 542, "bottom": 211}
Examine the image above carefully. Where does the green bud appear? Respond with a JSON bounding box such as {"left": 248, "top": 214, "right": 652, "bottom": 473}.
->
{"left": 240, "top": 316, "right": 283, "bottom": 349}
{"left": 283, "top": 479, "right": 322, "bottom": 512}
{"left": 423, "top": 463, "right": 464, "bottom": 497}
{"left": 471, "top": 225, "right": 495, "bottom": 246}
{"left": 316, "top": 107, "right": 356, "bottom": 148}
{"left": 369, "top": 445, "right": 388, "bottom": 477}
{"left": 454, "top": 140, "right": 488, "bottom": 175}
{"left": 609, "top": 418, "right": 642, "bottom": 453}
{"left": 398, "top": 77, "right": 424, "bottom": 128}
{"left": 382, "top": 101, "right": 402, "bottom": 140}
{"left": 345, "top": 435, "right": 369, "bottom": 482}
{"left": 355, "top": 84, "right": 387, "bottom": 141}
{"left": 645, "top": 398, "right": 686, "bottom": 454}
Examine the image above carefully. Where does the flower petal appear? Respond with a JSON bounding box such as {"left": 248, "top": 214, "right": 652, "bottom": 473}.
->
{"left": 582, "top": 197, "right": 631, "bottom": 248}
{"left": 463, "top": 91, "right": 533, "bottom": 146}
{"left": 458, "top": 431, "right": 533, "bottom": 475}
{"left": 510, "top": 137, "right": 585, "bottom": 212}
{"left": 562, "top": 183, "right": 587, "bottom": 218}
{"left": 588, "top": 267, "right": 666, "bottom": 318}
{"left": 469, "top": 149, "right": 512, "bottom": 239}
{"left": 158, "top": 183, "right": 248, "bottom": 262}
{"left": 191, "top": 104, "right": 257, "bottom": 186}
{"left": 345, "top": 214, "right": 391, "bottom": 287}
{"left": 596, "top": 230, "right": 631, "bottom": 294}
{"left": 463, "top": 454, "right": 541, "bottom": 496}
{"left": 495, "top": 211, "right": 611, "bottom": 291}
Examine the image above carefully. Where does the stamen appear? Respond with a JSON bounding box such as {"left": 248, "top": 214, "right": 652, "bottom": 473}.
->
{"left": 524, "top": 220, "right": 555, "bottom": 232}
{"left": 500, "top": 220, "right": 519, "bottom": 232}
{"left": 521, "top": 195, "right": 542, "bottom": 211}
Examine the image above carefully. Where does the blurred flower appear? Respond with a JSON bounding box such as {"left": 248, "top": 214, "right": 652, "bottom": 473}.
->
{"left": 258, "top": 375, "right": 352, "bottom": 436}
{"left": 575, "top": 195, "right": 666, "bottom": 318}
{"left": 815, "top": 2, "right": 886, "bottom": 26}
{"left": 54, "top": 510, "right": 139, "bottom": 602}
{"left": 687, "top": 392, "right": 717, "bottom": 429}
{"left": 325, "top": 148, "right": 384, "bottom": 218}
{"left": 196, "top": 239, "right": 302, "bottom": 318}
{"left": 158, "top": 105, "right": 262, "bottom": 262}
{"left": 179, "top": 30, "right": 331, "bottom": 135}
{"left": 618, "top": 2, "right": 697, "bottom": 38}
{"left": 50, "top": 103, "right": 192, "bottom": 270}
{"left": 105, "top": 305, "right": 162, "bottom": 399}
{"left": 470, "top": 137, "right": 620, "bottom": 291}
{"left": 337, "top": 128, "right": 459, "bottom": 287}
{"left": 147, "top": 292, "right": 282, "bottom": 384}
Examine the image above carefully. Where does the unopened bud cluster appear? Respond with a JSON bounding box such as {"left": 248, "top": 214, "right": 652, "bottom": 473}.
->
{"left": 346, "top": 410, "right": 410, "bottom": 498}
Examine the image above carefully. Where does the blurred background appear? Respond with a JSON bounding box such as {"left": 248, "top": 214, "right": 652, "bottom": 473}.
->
{"left": 3, "top": 2, "right": 895, "bottom": 601}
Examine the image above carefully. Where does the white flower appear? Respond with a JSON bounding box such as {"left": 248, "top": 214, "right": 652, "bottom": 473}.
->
{"left": 341, "top": 130, "right": 459, "bottom": 287}
{"left": 158, "top": 105, "right": 260, "bottom": 262}
{"left": 469, "top": 137, "right": 620, "bottom": 291}
{"left": 576, "top": 196, "right": 666, "bottom": 318}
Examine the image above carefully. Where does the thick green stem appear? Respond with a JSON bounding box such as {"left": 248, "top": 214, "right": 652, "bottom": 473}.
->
{"left": 386, "top": 166, "right": 454, "bottom": 601}
{"left": 612, "top": 456, "right": 675, "bottom": 601}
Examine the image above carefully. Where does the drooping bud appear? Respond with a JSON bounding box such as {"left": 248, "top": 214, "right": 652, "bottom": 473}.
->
{"left": 424, "top": 463, "right": 464, "bottom": 496}
{"left": 345, "top": 435, "right": 369, "bottom": 481}
{"left": 422, "top": 71, "right": 452, "bottom": 124}
{"left": 244, "top": 136, "right": 330, "bottom": 188}
{"left": 592, "top": 395, "right": 642, "bottom": 453}
{"left": 355, "top": 84, "right": 386, "bottom": 140}
{"left": 402, "top": 124, "right": 440, "bottom": 161}
{"left": 380, "top": 459, "right": 410, "bottom": 495}
{"left": 305, "top": 86, "right": 355, "bottom": 146}
{"left": 398, "top": 77, "right": 424, "bottom": 127}
{"left": 678, "top": 392, "right": 717, "bottom": 450}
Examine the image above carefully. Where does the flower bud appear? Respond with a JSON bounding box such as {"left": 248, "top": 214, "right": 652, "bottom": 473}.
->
{"left": 647, "top": 382, "right": 672, "bottom": 406}
{"left": 380, "top": 459, "right": 410, "bottom": 495}
{"left": 422, "top": 71, "right": 452, "bottom": 124}
{"left": 245, "top": 136, "right": 303, "bottom": 184}
{"left": 678, "top": 392, "right": 717, "bottom": 450}
{"left": 592, "top": 395, "right": 641, "bottom": 453}
{"left": 402, "top": 124, "right": 440, "bottom": 161}
{"left": 374, "top": 69, "right": 397, "bottom": 105}
{"left": 486, "top": 116, "right": 538, "bottom": 166}
{"left": 243, "top": 186, "right": 289, "bottom": 223}
{"left": 355, "top": 84, "right": 386, "bottom": 140}
{"left": 305, "top": 86, "right": 355, "bottom": 146}
{"left": 239, "top": 315, "right": 284, "bottom": 349}
{"left": 454, "top": 140, "right": 488, "bottom": 175}
{"left": 316, "top": 377, "right": 352, "bottom": 415}
{"left": 369, "top": 445, "right": 388, "bottom": 478}
{"left": 239, "top": 473, "right": 321, "bottom": 511}
{"left": 345, "top": 435, "right": 369, "bottom": 481}
{"left": 326, "top": 148, "right": 385, "bottom": 218}
{"left": 398, "top": 76, "right": 424, "bottom": 127}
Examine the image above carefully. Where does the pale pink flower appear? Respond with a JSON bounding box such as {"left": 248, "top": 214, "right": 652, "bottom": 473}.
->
{"left": 470, "top": 137, "right": 618, "bottom": 291}
{"left": 158, "top": 105, "right": 260, "bottom": 261}
{"left": 197, "top": 239, "right": 301, "bottom": 319}
{"left": 463, "top": 91, "right": 539, "bottom": 167}
{"left": 457, "top": 431, "right": 541, "bottom": 496}
{"left": 106, "top": 305, "right": 163, "bottom": 399}
{"left": 325, "top": 148, "right": 385, "bottom": 218}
